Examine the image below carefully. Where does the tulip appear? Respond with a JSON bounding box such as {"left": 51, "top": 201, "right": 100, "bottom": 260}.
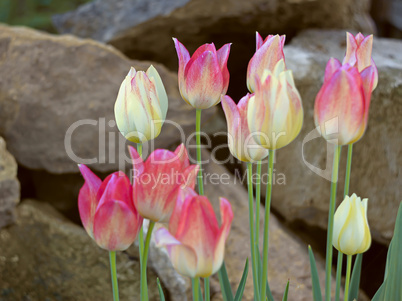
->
{"left": 129, "top": 144, "right": 199, "bottom": 223}
{"left": 221, "top": 94, "right": 268, "bottom": 162}
{"left": 173, "top": 38, "right": 231, "bottom": 109}
{"left": 154, "top": 187, "right": 233, "bottom": 278}
{"left": 314, "top": 59, "right": 376, "bottom": 145}
{"left": 114, "top": 65, "right": 168, "bottom": 143}
{"left": 78, "top": 165, "right": 143, "bottom": 251}
{"left": 247, "top": 59, "right": 303, "bottom": 150}
{"left": 247, "top": 32, "right": 285, "bottom": 93}
{"left": 332, "top": 193, "right": 371, "bottom": 255}
{"left": 343, "top": 32, "right": 378, "bottom": 90}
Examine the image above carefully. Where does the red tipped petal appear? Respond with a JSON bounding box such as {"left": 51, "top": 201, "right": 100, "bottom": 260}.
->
{"left": 343, "top": 32, "right": 358, "bottom": 66}
{"left": 174, "top": 143, "right": 190, "bottom": 169}
{"left": 93, "top": 200, "right": 141, "bottom": 251}
{"left": 356, "top": 35, "right": 373, "bottom": 71}
{"left": 78, "top": 164, "right": 102, "bottom": 238}
{"left": 128, "top": 145, "right": 145, "bottom": 178}
{"left": 217, "top": 43, "right": 231, "bottom": 94}
{"left": 256, "top": 32, "right": 263, "bottom": 50}
{"left": 169, "top": 186, "right": 197, "bottom": 236}
{"left": 324, "top": 58, "right": 342, "bottom": 82}
{"left": 181, "top": 165, "right": 199, "bottom": 189}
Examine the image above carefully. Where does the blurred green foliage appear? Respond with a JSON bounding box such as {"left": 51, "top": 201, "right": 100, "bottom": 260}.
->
{"left": 0, "top": 0, "right": 91, "bottom": 32}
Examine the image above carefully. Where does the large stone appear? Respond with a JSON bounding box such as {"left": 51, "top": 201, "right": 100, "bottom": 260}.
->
{"left": 0, "top": 24, "right": 218, "bottom": 174}
{"left": 0, "top": 136, "right": 20, "bottom": 228}
{"left": 52, "top": 0, "right": 374, "bottom": 70}
{"left": 249, "top": 29, "right": 402, "bottom": 245}
{"left": 0, "top": 200, "right": 165, "bottom": 300}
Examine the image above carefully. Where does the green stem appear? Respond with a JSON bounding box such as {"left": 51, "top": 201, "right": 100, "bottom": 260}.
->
{"left": 204, "top": 277, "right": 210, "bottom": 301}
{"left": 335, "top": 143, "right": 353, "bottom": 301}
{"left": 247, "top": 163, "right": 260, "bottom": 300}
{"left": 325, "top": 145, "right": 342, "bottom": 301}
{"left": 109, "top": 251, "right": 120, "bottom": 301}
{"left": 335, "top": 251, "right": 343, "bottom": 301}
{"left": 136, "top": 143, "right": 147, "bottom": 299}
{"left": 344, "top": 255, "right": 352, "bottom": 301}
{"left": 343, "top": 144, "right": 353, "bottom": 197}
{"left": 193, "top": 277, "right": 200, "bottom": 301}
{"left": 255, "top": 161, "right": 262, "bottom": 252}
{"left": 140, "top": 221, "right": 155, "bottom": 301}
{"left": 260, "top": 150, "right": 275, "bottom": 300}
{"left": 195, "top": 109, "right": 204, "bottom": 196}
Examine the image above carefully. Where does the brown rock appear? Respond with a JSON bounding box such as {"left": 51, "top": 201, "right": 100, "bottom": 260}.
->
{"left": 52, "top": 0, "right": 374, "bottom": 71}
{"left": 0, "top": 136, "right": 20, "bottom": 228}
{"left": 0, "top": 200, "right": 163, "bottom": 301}
{"left": 0, "top": 24, "right": 218, "bottom": 174}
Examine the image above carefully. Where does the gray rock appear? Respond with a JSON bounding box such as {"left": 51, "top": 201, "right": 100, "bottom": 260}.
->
{"left": 249, "top": 29, "right": 402, "bottom": 244}
{"left": 0, "top": 200, "right": 163, "bottom": 301}
{"left": 52, "top": 0, "right": 374, "bottom": 69}
{"left": 0, "top": 24, "right": 218, "bottom": 174}
{"left": 0, "top": 136, "right": 20, "bottom": 228}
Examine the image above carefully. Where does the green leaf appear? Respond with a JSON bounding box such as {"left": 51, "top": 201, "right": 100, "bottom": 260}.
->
{"left": 234, "top": 258, "right": 249, "bottom": 301}
{"left": 257, "top": 250, "right": 274, "bottom": 301}
{"left": 372, "top": 202, "right": 402, "bottom": 301}
{"left": 156, "top": 278, "right": 165, "bottom": 301}
{"left": 348, "top": 253, "right": 363, "bottom": 301}
{"left": 308, "top": 246, "right": 323, "bottom": 301}
{"left": 218, "top": 261, "right": 234, "bottom": 301}
{"left": 282, "top": 280, "right": 290, "bottom": 301}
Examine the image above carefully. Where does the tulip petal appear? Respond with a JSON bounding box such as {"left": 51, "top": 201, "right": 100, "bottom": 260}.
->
{"left": 169, "top": 186, "right": 198, "bottom": 236}
{"left": 181, "top": 165, "right": 199, "bottom": 188}
{"left": 256, "top": 32, "right": 264, "bottom": 50}
{"left": 128, "top": 145, "right": 145, "bottom": 178}
{"left": 154, "top": 227, "right": 198, "bottom": 278}
{"left": 343, "top": 32, "right": 358, "bottom": 66}
{"left": 324, "top": 58, "right": 342, "bottom": 82}
{"left": 174, "top": 143, "right": 190, "bottom": 169}
{"left": 78, "top": 164, "right": 102, "bottom": 239}
{"left": 356, "top": 35, "right": 373, "bottom": 71}
{"left": 146, "top": 65, "right": 168, "bottom": 120}
{"left": 333, "top": 195, "right": 353, "bottom": 251}
{"left": 216, "top": 43, "right": 231, "bottom": 94}
{"left": 175, "top": 195, "right": 220, "bottom": 277}
{"left": 184, "top": 51, "right": 224, "bottom": 109}
{"left": 93, "top": 200, "right": 140, "bottom": 251}
{"left": 212, "top": 197, "right": 233, "bottom": 274}
{"left": 173, "top": 38, "right": 190, "bottom": 99}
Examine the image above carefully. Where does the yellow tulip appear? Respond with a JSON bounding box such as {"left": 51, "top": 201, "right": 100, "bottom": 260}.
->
{"left": 332, "top": 193, "right": 371, "bottom": 255}
{"left": 114, "top": 65, "right": 168, "bottom": 143}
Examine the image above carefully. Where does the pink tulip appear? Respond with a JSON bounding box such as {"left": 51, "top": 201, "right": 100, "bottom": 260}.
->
{"left": 343, "top": 32, "right": 378, "bottom": 90}
{"left": 221, "top": 94, "right": 268, "bottom": 162}
{"left": 314, "top": 59, "right": 376, "bottom": 145}
{"left": 173, "top": 38, "right": 231, "bottom": 109}
{"left": 78, "top": 165, "right": 143, "bottom": 251}
{"left": 129, "top": 144, "right": 199, "bottom": 223}
{"left": 247, "top": 32, "right": 285, "bottom": 93}
{"left": 154, "top": 187, "right": 233, "bottom": 278}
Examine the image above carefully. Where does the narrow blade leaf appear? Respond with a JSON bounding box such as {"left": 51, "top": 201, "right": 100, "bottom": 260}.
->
{"left": 156, "top": 278, "right": 165, "bottom": 301}
{"left": 218, "top": 261, "right": 234, "bottom": 301}
{"left": 234, "top": 258, "right": 249, "bottom": 301}
{"left": 282, "top": 280, "right": 290, "bottom": 301}
{"left": 308, "top": 245, "right": 323, "bottom": 301}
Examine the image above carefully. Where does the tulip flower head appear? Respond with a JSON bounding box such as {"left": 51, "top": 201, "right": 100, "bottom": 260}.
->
{"left": 343, "top": 32, "right": 378, "bottom": 90}
{"left": 332, "top": 193, "right": 371, "bottom": 255}
{"left": 154, "top": 187, "right": 233, "bottom": 278}
{"left": 114, "top": 65, "right": 168, "bottom": 143}
{"left": 314, "top": 59, "right": 376, "bottom": 145}
{"left": 247, "top": 32, "right": 285, "bottom": 93}
{"left": 129, "top": 144, "right": 199, "bottom": 223}
{"left": 78, "top": 165, "right": 143, "bottom": 251}
{"left": 247, "top": 59, "right": 303, "bottom": 150}
{"left": 221, "top": 94, "right": 268, "bottom": 162}
{"left": 173, "top": 38, "right": 231, "bottom": 109}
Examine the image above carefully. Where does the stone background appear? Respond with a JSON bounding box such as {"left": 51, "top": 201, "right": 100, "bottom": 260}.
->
{"left": 0, "top": 0, "right": 401, "bottom": 300}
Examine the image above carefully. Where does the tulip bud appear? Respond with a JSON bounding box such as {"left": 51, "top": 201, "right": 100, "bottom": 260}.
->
{"left": 78, "top": 165, "right": 143, "bottom": 251}
{"left": 332, "top": 193, "right": 371, "bottom": 255}
{"left": 173, "top": 38, "right": 231, "bottom": 109}
{"left": 154, "top": 187, "right": 233, "bottom": 278}
{"left": 247, "top": 59, "right": 303, "bottom": 150}
{"left": 221, "top": 94, "right": 268, "bottom": 162}
{"left": 114, "top": 65, "right": 168, "bottom": 143}
{"left": 129, "top": 144, "right": 199, "bottom": 223}
{"left": 314, "top": 59, "right": 375, "bottom": 145}
{"left": 343, "top": 32, "right": 378, "bottom": 90}
{"left": 247, "top": 32, "right": 285, "bottom": 93}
